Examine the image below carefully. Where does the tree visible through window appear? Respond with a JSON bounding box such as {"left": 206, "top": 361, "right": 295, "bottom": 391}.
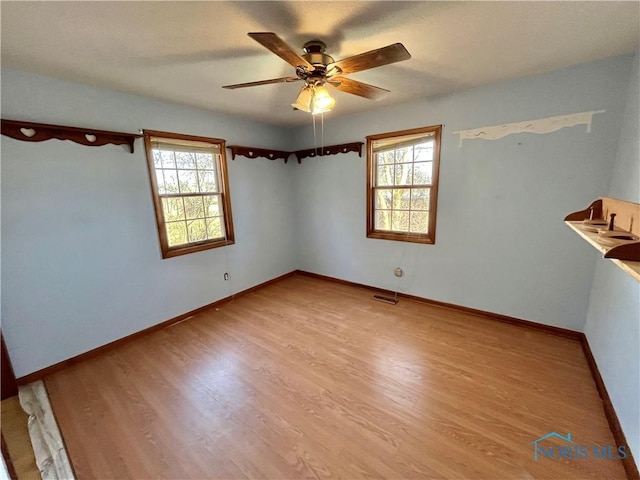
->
{"left": 143, "top": 130, "right": 234, "bottom": 258}
{"left": 367, "top": 125, "right": 442, "bottom": 244}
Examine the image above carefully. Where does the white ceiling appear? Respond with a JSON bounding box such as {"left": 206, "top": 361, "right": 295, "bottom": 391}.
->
{"left": 1, "top": 1, "right": 639, "bottom": 126}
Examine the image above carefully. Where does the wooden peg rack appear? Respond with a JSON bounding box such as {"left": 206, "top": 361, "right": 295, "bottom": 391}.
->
{"left": 228, "top": 142, "right": 363, "bottom": 164}
{"left": 1, "top": 119, "right": 141, "bottom": 153}
{"left": 564, "top": 197, "right": 640, "bottom": 281}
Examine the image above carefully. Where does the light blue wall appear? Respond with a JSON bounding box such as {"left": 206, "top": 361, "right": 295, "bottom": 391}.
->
{"left": 291, "top": 55, "right": 633, "bottom": 330}
{"left": 1, "top": 69, "right": 297, "bottom": 376}
{"left": 584, "top": 53, "right": 639, "bottom": 466}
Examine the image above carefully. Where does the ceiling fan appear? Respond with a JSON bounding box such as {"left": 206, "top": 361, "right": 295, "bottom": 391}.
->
{"left": 222, "top": 32, "right": 411, "bottom": 114}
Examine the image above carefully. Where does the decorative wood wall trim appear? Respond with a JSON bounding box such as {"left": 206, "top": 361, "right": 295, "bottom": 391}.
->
{"left": 228, "top": 145, "right": 291, "bottom": 163}
{"left": 1, "top": 119, "right": 141, "bottom": 153}
{"left": 565, "top": 197, "right": 640, "bottom": 237}
{"left": 293, "top": 142, "right": 363, "bottom": 163}
{"left": 227, "top": 142, "right": 364, "bottom": 164}
{"left": 565, "top": 197, "right": 640, "bottom": 281}
{"left": 453, "top": 110, "right": 606, "bottom": 146}
{"left": 564, "top": 199, "right": 604, "bottom": 222}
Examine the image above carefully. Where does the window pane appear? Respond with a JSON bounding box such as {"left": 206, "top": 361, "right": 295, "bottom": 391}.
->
{"left": 163, "top": 169, "right": 179, "bottom": 194}
{"left": 376, "top": 165, "right": 394, "bottom": 186}
{"left": 153, "top": 151, "right": 163, "bottom": 168}
{"left": 410, "top": 188, "right": 430, "bottom": 210}
{"left": 375, "top": 189, "right": 393, "bottom": 210}
{"left": 375, "top": 210, "right": 391, "bottom": 231}
{"left": 156, "top": 170, "right": 166, "bottom": 194}
{"left": 166, "top": 221, "right": 188, "bottom": 246}
{"left": 196, "top": 153, "right": 214, "bottom": 169}
{"left": 198, "top": 170, "right": 217, "bottom": 192}
{"left": 410, "top": 211, "right": 429, "bottom": 234}
{"left": 175, "top": 151, "right": 197, "bottom": 169}
{"left": 394, "top": 163, "right": 413, "bottom": 186}
{"left": 177, "top": 170, "right": 199, "bottom": 193}
{"left": 414, "top": 142, "right": 434, "bottom": 161}
{"left": 161, "top": 197, "right": 185, "bottom": 222}
{"left": 395, "top": 189, "right": 411, "bottom": 210}
{"left": 376, "top": 151, "right": 394, "bottom": 165}
{"left": 187, "top": 219, "right": 207, "bottom": 243}
{"left": 203, "top": 195, "right": 221, "bottom": 217}
{"left": 391, "top": 210, "right": 409, "bottom": 232}
{"left": 159, "top": 150, "right": 176, "bottom": 169}
{"left": 183, "top": 196, "right": 204, "bottom": 219}
{"left": 206, "top": 216, "right": 224, "bottom": 239}
{"left": 413, "top": 162, "right": 433, "bottom": 185}
{"left": 395, "top": 147, "right": 412, "bottom": 163}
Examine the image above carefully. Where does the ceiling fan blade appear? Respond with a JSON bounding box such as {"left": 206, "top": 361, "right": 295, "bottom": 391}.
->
{"left": 222, "top": 77, "right": 301, "bottom": 89}
{"left": 331, "top": 43, "right": 411, "bottom": 75}
{"left": 328, "top": 77, "right": 390, "bottom": 100}
{"left": 248, "top": 32, "right": 313, "bottom": 69}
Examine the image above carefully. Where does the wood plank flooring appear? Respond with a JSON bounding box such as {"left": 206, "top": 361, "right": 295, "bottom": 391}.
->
{"left": 45, "top": 274, "right": 627, "bottom": 479}
{"left": 1, "top": 396, "right": 40, "bottom": 479}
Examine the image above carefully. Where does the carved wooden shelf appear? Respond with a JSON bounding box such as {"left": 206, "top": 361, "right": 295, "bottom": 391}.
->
{"left": 228, "top": 142, "right": 364, "bottom": 164}
{"left": 293, "top": 142, "right": 363, "bottom": 164}
{"left": 565, "top": 197, "right": 640, "bottom": 282}
{"left": 1, "top": 119, "right": 141, "bottom": 153}
{"left": 228, "top": 145, "right": 291, "bottom": 163}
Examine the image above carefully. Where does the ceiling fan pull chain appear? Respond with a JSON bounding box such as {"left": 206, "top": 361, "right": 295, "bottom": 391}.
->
{"left": 321, "top": 112, "right": 324, "bottom": 156}
{"left": 313, "top": 113, "right": 318, "bottom": 156}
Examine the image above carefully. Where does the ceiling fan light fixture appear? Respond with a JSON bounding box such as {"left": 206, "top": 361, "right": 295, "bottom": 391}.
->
{"left": 291, "top": 85, "right": 314, "bottom": 113}
{"left": 311, "top": 84, "right": 335, "bottom": 114}
{"left": 292, "top": 83, "right": 335, "bottom": 115}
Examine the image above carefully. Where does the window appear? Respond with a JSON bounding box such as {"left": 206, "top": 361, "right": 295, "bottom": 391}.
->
{"left": 143, "top": 130, "right": 234, "bottom": 258}
{"left": 366, "top": 125, "right": 442, "bottom": 244}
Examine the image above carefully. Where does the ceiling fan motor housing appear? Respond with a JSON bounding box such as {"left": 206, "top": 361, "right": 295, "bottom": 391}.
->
{"left": 302, "top": 40, "right": 335, "bottom": 67}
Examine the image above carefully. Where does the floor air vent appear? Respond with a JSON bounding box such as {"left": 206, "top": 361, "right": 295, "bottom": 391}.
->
{"left": 372, "top": 294, "right": 399, "bottom": 305}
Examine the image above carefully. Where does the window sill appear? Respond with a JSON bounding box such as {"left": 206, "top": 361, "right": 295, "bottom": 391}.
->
{"left": 163, "top": 239, "right": 235, "bottom": 259}
{"left": 367, "top": 231, "right": 434, "bottom": 244}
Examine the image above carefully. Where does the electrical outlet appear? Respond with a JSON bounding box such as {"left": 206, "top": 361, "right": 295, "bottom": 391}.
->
{"left": 224, "top": 272, "right": 229, "bottom": 281}
{"left": 394, "top": 267, "right": 403, "bottom": 277}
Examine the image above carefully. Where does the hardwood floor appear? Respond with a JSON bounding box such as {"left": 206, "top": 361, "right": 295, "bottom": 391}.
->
{"left": 1, "top": 396, "right": 40, "bottom": 479}
{"left": 45, "top": 274, "right": 627, "bottom": 479}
